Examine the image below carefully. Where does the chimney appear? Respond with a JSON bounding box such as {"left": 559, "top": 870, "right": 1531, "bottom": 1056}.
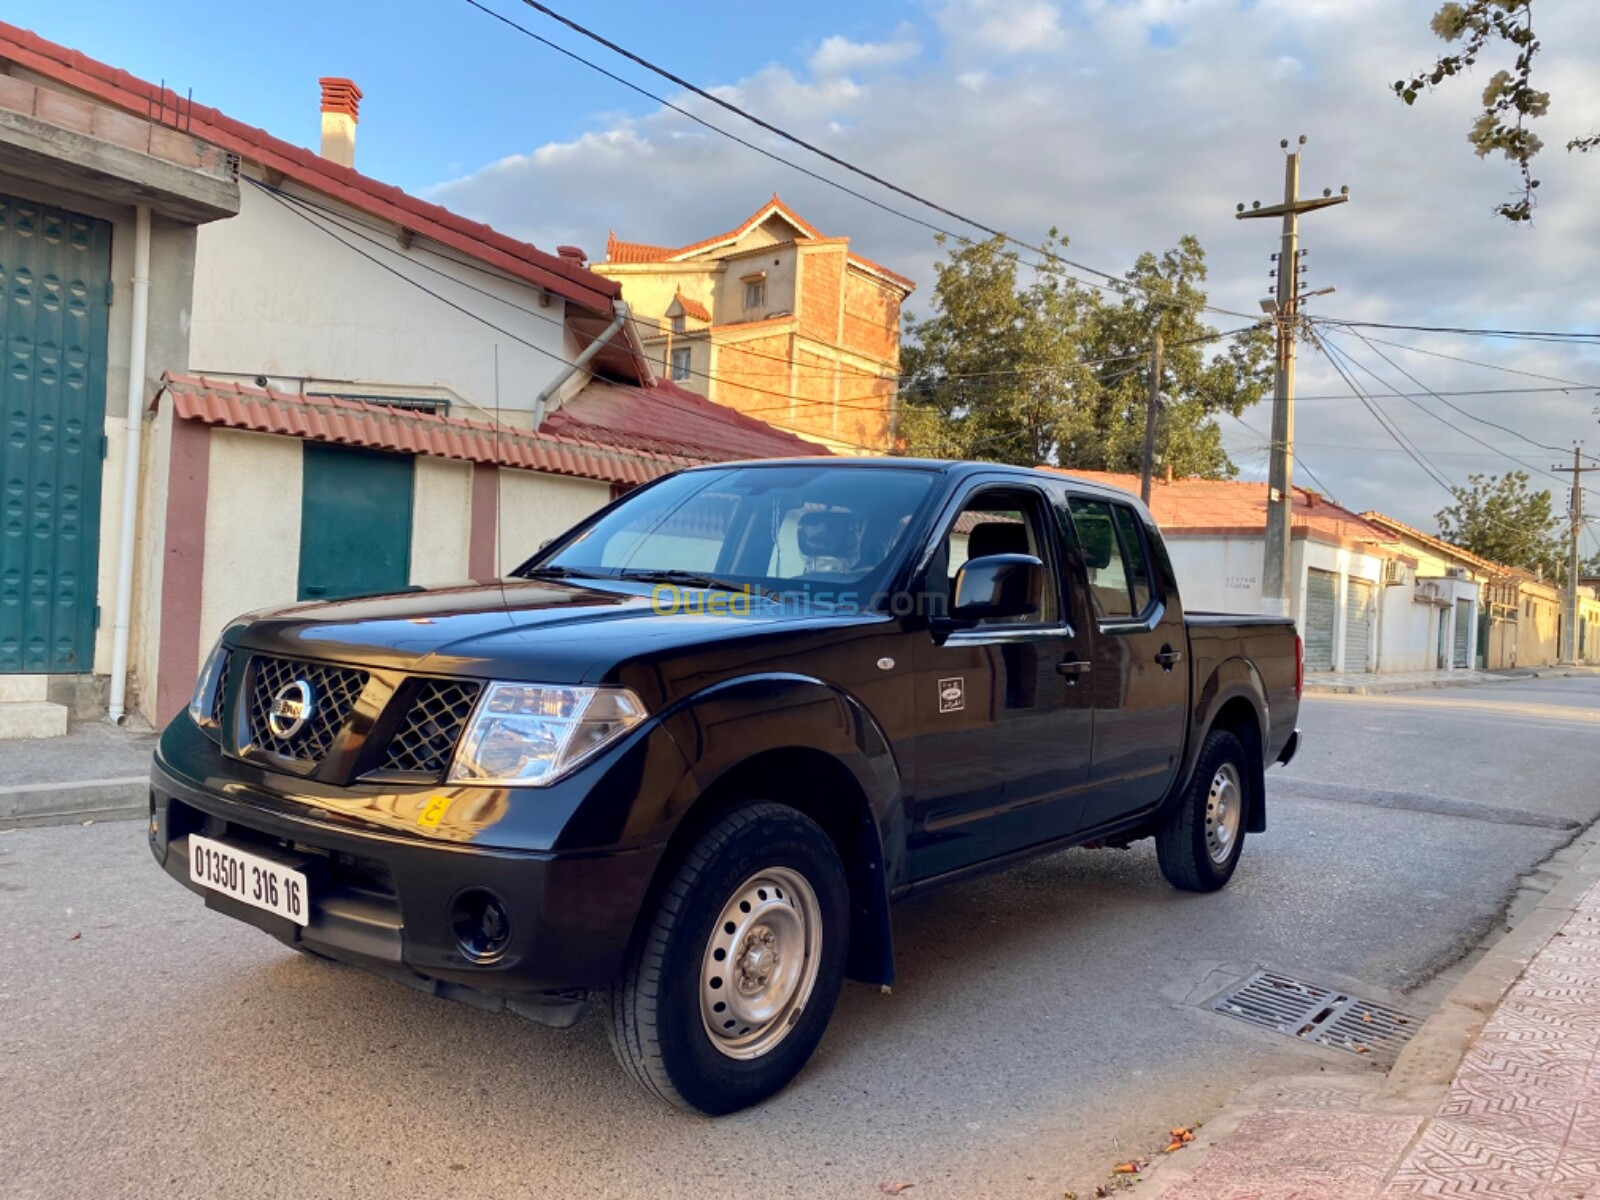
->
{"left": 556, "top": 245, "right": 588, "bottom": 267}
{"left": 318, "top": 77, "right": 362, "bottom": 168}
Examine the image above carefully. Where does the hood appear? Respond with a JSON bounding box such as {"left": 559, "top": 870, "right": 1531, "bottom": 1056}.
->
{"left": 228, "top": 579, "right": 865, "bottom": 683}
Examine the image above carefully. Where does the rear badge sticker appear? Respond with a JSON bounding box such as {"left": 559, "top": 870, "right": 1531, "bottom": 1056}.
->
{"left": 938, "top": 677, "right": 965, "bottom": 713}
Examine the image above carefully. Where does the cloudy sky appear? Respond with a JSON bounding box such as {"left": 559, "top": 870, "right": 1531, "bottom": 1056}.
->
{"left": 17, "top": 0, "right": 1600, "bottom": 542}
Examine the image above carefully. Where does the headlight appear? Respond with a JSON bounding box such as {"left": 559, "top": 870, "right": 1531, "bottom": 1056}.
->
{"left": 188, "top": 638, "right": 230, "bottom": 725}
{"left": 448, "top": 683, "right": 648, "bottom": 787}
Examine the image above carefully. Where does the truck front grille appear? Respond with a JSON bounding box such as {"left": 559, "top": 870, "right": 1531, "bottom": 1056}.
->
{"left": 381, "top": 680, "right": 481, "bottom": 778}
{"left": 245, "top": 655, "right": 368, "bottom": 765}
{"left": 210, "top": 649, "right": 232, "bottom": 726}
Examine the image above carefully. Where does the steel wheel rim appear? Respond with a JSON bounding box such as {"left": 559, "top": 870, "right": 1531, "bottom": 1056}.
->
{"left": 1205, "top": 762, "right": 1243, "bottom": 866}
{"left": 700, "top": 866, "right": 822, "bottom": 1060}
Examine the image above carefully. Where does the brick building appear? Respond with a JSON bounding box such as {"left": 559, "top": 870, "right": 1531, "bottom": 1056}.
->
{"left": 596, "top": 195, "right": 914, "bottom": 454}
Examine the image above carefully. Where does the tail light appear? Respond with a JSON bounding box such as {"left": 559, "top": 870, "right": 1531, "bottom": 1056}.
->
{"left": 1294, "top": 634, "right": 1304, "bottom": 699}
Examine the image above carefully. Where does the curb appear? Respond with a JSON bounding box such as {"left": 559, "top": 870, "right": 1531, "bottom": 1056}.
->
{"left": 1138, "top": 827, "right": 1600, "bottom": 1196}
{"left": 1305, "top": 665, "right": 1600, "bottom": 696}
{"left": 1381, "top": 830, "right": 1600, "bottom": 1109}
{"left": 0, "top": 776, "right": 148, "bottom": 829}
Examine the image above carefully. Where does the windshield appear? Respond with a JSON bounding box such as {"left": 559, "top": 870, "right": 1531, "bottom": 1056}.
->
{"left": 517, "top": 465, "right": 940, "bottom": 600}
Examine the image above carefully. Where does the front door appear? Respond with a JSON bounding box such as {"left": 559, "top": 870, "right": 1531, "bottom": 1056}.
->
{"left": 907, "top": 481, "right": 1095, "bottom": 879}
{"left": 297, "top": 443, "right": 414, "bottom": 601}
{"left": 0, "top": 195, "right": 111, "bottom": 673}
{"left": 1062, "top": 493, "right": 1189, "bottom": 834}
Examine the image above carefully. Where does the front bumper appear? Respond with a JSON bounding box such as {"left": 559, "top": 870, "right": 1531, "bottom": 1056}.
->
{"left": 148, "top": 755, "right": 665, "bottom": 1016}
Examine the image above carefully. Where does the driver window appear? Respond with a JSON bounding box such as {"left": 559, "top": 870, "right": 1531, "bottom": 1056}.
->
{"left": 939, "top": 489, "right": 1060, "bottom": 625}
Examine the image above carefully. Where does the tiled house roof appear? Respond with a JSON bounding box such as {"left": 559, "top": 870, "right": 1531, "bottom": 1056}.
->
{"left": 604, "top": 195, "right": 916, "bottom": 293}
{"left": 671, "top": 290, "right": 711, "bottom": 322}
{"left": 1050, "top": 469, "right": 1393, "bottom": 550}
{"left": 159, "top": 373, "right": 825, "bottom": 487}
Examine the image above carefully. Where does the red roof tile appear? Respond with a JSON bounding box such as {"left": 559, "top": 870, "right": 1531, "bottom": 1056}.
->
{"left": 159, "top": 373, "right": 825, "bottom": 485}
{"left": 544, "top": 379, "right": 829, "bottom": 461}
{"left": 604, "top": 195, "right": 914, "bottom": 294}
{"left": 671, "top": 289, "right": 711, "bottom": 322}
{"left": 0, "top": 21, "right": 620, "bottom": 315}
{"left": 1048, "top": 469, "right": 1392, "bottom": 549}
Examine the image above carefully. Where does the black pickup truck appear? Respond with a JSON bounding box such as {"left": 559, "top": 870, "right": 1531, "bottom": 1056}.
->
{"left": 151, "top": 459, "right": 1301, "bottom": 1113}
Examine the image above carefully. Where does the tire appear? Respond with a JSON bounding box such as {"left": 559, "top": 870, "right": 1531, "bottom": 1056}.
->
{"left": 607, "top": 802, "right": 850, "bottom": 1115}
{"left": 1155, "top": 729, "right": 1250, "bottom": 893}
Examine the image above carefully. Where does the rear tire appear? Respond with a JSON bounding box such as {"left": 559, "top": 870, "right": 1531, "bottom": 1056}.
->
{"left": 607, "top": 802, "right": 850, "bottom": 1115}
{"left": 1155, "top": 729, "right": 1250, "bottom": 893}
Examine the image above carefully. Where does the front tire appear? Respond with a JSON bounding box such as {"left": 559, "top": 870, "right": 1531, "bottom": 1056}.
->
{"left": 1155, "top": 729, "right": 1250, "bottom": 892}
{"left": 607, "top": 802, "right": 850, "bottom": 1115}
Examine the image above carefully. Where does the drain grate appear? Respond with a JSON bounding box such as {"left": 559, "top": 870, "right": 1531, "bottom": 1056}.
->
{"left": 1207, "top": 970, "right": 1418, "bottom": 1064}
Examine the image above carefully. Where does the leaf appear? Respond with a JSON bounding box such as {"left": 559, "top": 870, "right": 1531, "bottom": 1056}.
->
{"left": 879, "top": 1184, "right": 914, "bottom": 1196}
{"left": 1113, "top": 1162, "right": 1140, "bottom": 1174}
{"left": 1165, "top": 1141, "right": 1185, "bottom": 1154}
{"left": 69, "top": 932, "right": 81, "bottom": 941}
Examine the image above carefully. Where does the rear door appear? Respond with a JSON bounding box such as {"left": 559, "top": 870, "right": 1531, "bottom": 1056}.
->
{"left": 1061, "top": 493, "right": 1188, "bottom": 834}
{"left": 906, "top": 479, "right": 1095, "bottom": 879}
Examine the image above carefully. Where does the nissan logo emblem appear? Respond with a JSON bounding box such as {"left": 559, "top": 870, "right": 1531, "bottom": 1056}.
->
{"left": 268, "top": 679, "right": 316, "bottom": 739}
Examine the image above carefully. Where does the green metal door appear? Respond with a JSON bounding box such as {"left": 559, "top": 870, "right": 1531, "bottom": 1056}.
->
{"left": 0, "top": 195, "right": 111, "bottom": 673}
{"left": 297, "top": 443, "right": 414, "bottom": 601}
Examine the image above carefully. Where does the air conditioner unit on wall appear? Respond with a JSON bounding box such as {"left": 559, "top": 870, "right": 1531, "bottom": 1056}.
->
{"left": 1383, "top": 561, "right": 1407, "bottom": 586}
{"left": 1414, "top": 581, "right": 1441, "bottom": 605}
{"left": 1445, "top": 567, "right": 1468, "bottom": 580}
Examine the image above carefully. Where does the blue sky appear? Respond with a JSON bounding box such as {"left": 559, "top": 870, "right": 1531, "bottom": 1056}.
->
{"left": 6, "top": 0, "right": 931, "bottom": 192}
{"left": 10, "top": 1, "right": 1600, "bottom": 532}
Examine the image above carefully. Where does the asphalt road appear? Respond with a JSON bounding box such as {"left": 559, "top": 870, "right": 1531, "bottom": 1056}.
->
{"left": 4, "top": 675, "right": 1599, "bottom": 1200}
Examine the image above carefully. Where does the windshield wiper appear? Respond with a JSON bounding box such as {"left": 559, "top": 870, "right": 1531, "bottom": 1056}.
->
{"left": 615, "top": 569, "right": 773, "bottom": 598}
{"left": 517, "top": 565, "right": 605, "bottom": 581}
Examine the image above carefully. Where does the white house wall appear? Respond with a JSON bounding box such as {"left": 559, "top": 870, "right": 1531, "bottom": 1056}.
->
{"left": 188, "top": 179, "right": 572, "bottom": 421}
{"left": 409, "top": 458, "right": 474, "bottom": 585}
{"left": 198, "top": 429, "right": 303, "bottom": 660}
{"left": 496, "top": 470, "right": 613, "bottom": 573}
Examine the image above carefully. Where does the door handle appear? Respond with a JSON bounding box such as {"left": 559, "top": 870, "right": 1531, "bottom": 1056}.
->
{"left": 1155, "top": 645, "right": 1183, "bottom": 670}
{"left": 1058, "top": 657, "right": 1092, "bottom": 679}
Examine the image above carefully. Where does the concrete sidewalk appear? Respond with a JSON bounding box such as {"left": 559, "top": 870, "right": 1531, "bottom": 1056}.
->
{"left": 0, "top": 721, "right": 155, "bottom": 828}
{"left": 1145, "top": 840, "right": 1600, "bottom": 1199}
{"left": 1306, "top": 665, "right": 1600, "bottom": 696}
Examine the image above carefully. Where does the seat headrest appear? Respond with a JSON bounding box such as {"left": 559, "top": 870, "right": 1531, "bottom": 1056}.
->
{"left": 798, "top": 510, "right": 862, "bottom": 563}
{"left": 966, "top": 520, "right": 1031, "bottom": 560}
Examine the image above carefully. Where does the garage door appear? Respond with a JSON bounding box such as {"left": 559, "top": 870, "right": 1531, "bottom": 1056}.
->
{"left": 1344, "top": 577, "right": 1374, "bottom": 673}
{"left": 1453, "top": 598, "right": 1471, "bottom": 668}
{"left": 1305, "top": 568, "right": 1337, "bottom": 672}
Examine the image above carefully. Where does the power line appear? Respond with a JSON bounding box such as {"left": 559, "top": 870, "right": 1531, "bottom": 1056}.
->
{"left": 1307, "top": 322, "right": 1600, "bottom": 391}
{"left": 468, "top": 0, "right": 1258, "bottom": 321}
{"left": 1313, "top": 317, "right": 1600, "bottom": 343}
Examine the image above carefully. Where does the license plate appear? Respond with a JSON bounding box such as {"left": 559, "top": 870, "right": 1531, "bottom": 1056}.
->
{"left": 189, "top": 835, "right": 309, "bottom": 926}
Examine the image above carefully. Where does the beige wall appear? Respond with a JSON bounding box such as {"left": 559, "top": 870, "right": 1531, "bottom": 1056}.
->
{"left": 496, "top": 469, "right": 613, "bottom": 573}
{"left": 189, "top": 178, "right": 572, "bottom": 422}
{"left": 409, "top": 458, "right": 473, "bottom": 585}
{"left": 198, "top": 430, "right": 303, "bottom": 658}
{"left": 716, "top": 245, "right": 796, "bottom": 326}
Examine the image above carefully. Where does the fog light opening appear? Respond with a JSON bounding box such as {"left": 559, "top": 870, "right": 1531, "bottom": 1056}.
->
{"left": 450, "top": 889, "right": 512, "bottom": 963}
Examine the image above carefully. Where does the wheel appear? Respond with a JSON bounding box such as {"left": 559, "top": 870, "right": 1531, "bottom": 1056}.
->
{"left": 607, "top": 802, "right": 850, "bottom": 1115}
{"left": 1155, "top": 729, "right": 1250, "bottom": 893}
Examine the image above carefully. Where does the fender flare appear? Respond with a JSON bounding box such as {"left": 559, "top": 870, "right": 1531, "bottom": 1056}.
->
{"left": 651, "top": 672, "right": 904, "bottom": 987}
{"left": 1186, "top": 656, "right": 1271, "bottom": 834}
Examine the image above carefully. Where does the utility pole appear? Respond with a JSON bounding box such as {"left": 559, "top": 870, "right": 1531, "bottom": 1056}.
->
{"left": 1236, "top": 137, "right": 1348, "bottom": 618}
{"left": 1140, "top": 325, "right": 1164, "bottom": 504}
{"left": 1553, "top": 445, "right": 1589, "bottom": 663}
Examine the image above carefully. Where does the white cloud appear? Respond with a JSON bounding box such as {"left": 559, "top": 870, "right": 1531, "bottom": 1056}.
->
{"left": 935, "top": 0, "right": 1068, "bottom": 56}
{"left": 425, "top": 0, "right": 1600, "bottom": 531}
{"left": 808, "top": 34, "right": 921, "bottom": 77}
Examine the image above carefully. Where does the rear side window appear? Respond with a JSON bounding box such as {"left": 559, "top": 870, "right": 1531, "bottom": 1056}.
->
{"left": 1067, "top": 497, "right": 1156, "bottom": 620}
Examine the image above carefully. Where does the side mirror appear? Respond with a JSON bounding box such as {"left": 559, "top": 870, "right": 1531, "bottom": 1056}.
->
{"left": 951, "top": 553, "right": 1044, "bottom": 621}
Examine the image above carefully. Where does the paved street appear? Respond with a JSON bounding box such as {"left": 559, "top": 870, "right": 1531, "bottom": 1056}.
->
{"left": 4, "top": 675, "right": 1600, "bottom": 1200}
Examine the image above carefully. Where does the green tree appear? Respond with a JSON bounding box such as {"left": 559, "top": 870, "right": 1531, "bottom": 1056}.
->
{"left": 1394, "top": 1, "right": 1596, "bottom": 222}
{"left": 898, "top": 234, "right": 1271, "bottom": 476}
{"left": 1436, "top": 470, "right": 1565, "bottom": 576}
